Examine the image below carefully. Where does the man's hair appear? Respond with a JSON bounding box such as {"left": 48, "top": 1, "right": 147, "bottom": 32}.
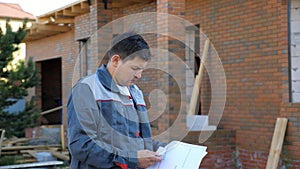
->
{"left": 108, "top": 31, "right": 152, "bottom": 62}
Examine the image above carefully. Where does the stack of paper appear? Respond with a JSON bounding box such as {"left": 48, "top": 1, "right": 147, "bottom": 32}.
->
{"left": 147, "top": 141, "right": 207, "bottom": 169}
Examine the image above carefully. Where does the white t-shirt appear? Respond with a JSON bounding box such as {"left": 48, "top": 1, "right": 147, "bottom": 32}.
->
{"left": 116, "top": 84, "right": 131, "bottom": 97}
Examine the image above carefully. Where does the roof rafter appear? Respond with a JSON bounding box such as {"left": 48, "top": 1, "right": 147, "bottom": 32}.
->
{"left": 32, "top": 24, "right": 71, "bottom": 32}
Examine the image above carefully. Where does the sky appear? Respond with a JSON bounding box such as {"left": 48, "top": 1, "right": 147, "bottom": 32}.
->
{"left": 0, "top": 0, "right": 79, "bottom": 16}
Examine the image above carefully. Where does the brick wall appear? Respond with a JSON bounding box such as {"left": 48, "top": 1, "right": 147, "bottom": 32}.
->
{"left": 26, "top": 31, "right": 78, "bottom": 127}
{"left": 89, "top": 0, "right": 112, "bottom": 74}
{"left": 155, "top": 0, "right": 188, "bottom": 142}
{"left": 25, "top": 0, "right": 300, "bottom": 168}
{"left": 75, "top": 13, "right": 91, "bottom": 40}
{"left": 185, "top": 0, "right": 300, "bottom": 168}
{"left": 183, "top": 130, "right": 236, "bottom": 169}
{"left": 112, "top": 1, "right": 171, "bottom": 139}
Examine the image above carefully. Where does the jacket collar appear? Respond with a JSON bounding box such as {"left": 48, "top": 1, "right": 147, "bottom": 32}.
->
{"left": 96, "top": 64, "right": 120, "bottom": 93}
{"left": 97, "top": 64, "right": 139, "bottom": 96}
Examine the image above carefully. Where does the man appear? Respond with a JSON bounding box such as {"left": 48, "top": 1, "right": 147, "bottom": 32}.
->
{"left": 67, "top": 32, "right": 165, "bottom": 169}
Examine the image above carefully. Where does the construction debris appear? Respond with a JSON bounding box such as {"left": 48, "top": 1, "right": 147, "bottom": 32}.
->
{"left": 0, "top": 125, "right": 69, "bottom": 168}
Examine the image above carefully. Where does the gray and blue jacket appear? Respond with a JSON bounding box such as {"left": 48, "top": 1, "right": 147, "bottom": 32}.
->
{"left": 67, "top": 65, "right": 165, "bottom": 169}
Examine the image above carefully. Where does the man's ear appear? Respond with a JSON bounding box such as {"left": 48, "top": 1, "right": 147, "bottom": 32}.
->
{"left": 110, "top": 55, "right": 122, "bottom": 67}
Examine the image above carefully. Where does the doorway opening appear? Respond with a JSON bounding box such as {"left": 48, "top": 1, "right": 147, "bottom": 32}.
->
{"left": 36, "top": 58, "right": 62, "bottom": 124}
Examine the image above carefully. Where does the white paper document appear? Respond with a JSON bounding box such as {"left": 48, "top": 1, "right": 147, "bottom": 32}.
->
{"left": 147, "top": 141, "right": 207, "bottom": 169}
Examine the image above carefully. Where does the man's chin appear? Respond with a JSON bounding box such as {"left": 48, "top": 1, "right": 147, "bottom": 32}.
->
{"left": 128, "top": 81, "right": 136, "bottom": 86}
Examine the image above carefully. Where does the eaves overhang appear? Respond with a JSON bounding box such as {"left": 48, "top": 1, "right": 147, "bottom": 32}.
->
{"left": 24, "top": 0, "right": 90, "bottom": 42}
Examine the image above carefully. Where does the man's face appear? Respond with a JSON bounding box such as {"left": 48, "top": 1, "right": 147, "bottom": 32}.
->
{"left": 113, "top": 56, "right": 148, "bottom": 86}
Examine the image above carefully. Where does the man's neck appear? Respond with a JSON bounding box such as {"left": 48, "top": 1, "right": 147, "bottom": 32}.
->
{"left": 106, "top": 62, "right": 115, "bottom": 76}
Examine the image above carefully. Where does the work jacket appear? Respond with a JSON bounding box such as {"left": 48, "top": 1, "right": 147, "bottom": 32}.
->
{"left": 67, "top": 65, "right": 165, "bottom": 169}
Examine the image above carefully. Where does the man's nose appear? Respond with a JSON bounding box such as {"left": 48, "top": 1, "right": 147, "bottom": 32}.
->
{"left": 134, "top": 70, "right": 142, "bottom": 79}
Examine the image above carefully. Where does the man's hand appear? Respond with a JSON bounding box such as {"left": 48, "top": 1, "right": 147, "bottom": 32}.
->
{"left": 137, "top": 150, "right": 162, "bottom": 168}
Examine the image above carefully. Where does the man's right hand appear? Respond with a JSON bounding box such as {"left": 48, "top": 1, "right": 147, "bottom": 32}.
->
{"left": 137, "top": 149, "right": 162, "bottom": 168}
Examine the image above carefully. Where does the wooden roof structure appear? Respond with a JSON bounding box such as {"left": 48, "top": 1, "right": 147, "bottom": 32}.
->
{"left": 111, "top": 0, "right": 153, "bottom": 8}
{"left": 24, "top": 0, "right": 153, "bottom": 42}
{"left": 24, "top": 0, "right": 90, "bottom": 42}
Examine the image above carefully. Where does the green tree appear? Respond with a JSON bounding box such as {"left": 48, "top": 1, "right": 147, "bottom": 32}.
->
{"left": 0, "top": 19, "right": 40, "bottom": 138}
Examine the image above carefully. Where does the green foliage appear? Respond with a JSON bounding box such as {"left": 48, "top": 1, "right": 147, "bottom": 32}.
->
{"left": 0, "top": 19, "right": 40, "bottom": 138}
{"left": 0, "top": 156, "right": 16, "bottom": 166}
{"left": 0, "top": 97, "right": 40, "bottom": 138}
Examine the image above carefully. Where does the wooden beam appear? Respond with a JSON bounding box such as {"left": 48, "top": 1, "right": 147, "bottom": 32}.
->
{"left": 28, "top": 29, "right": 61, "bottom": 39}
{"left": 15, "top": 159, "right": 37, "bottom": 164}
{"left": 50, "top": 150, "right": 69, "bottom": 161}
{"left": 24, "top": 32, "right": 50, "bottom": 42}
{"left": 198, "top": 39, "right": 210, "bottom": 88}
{"left": 72, "top": 4, "right": 89, "bottom": 13}
{"left": 112, "top": 0, "right": 135, "bottom": 8}
{"left": 266, "top": 118, "right": 288, "bottom": 169}
{"left": 38, "top": 16, "right": 54, "bottom": 23}
{"left": 5, "top": 138, "right": 31, "bottom": 147}
{"left": 38, "top": 17, "right": 74, "bottom": 24}
{"left": 55, "top": 11, "right": 64, "bottom": 19}
{"left": 35, "top": 30, "right": 64, "bottom": 37}
{"left": 41, "top": 106, "right": 64, "bottom": 116}
{"left": 60, "top": 124, "right": 65, "bottom": 150}
{"left": 0, "top": 151, "right": 18, "bottom": 155}
{"left": 25, "top": 33, "right": 46, "bottom": 40}
{"left": 34, "top": 24, "right": 71, "bottom": 32}
{"left": 188, "top": 39, "right": 210, "bottom": 115}
{"left": 0, "top": 129, "right": 5, "bottom": 157}
{"left": 129, "top": 0, "right": 153, "bottom": 3}
{"left": 81, "top": 1, "right": 89, "bottom": 10}
{"left": 0, "top": 161, "right": 64, "bottom": 169}
{"left": 188, "top": 75, "right": 200, "bottom": 115}
{"left": 63, "top": 8, "right": 78, "bottom": 17}
{"left": 1, "top": 145, "right": 61, "bottom": 151}
{"left": 21, "top": 150, "right": 38, "bottom": 159}
{"left": 54, "top": 18, "right": 74, "bottom": 24}
{"left": 71, "top": 4, "right": 81, "bottom": 13}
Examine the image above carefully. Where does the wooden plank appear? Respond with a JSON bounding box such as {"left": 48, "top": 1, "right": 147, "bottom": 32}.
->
{"left": 5, "top": 138, "right": 31, "bottom": 147}
{"left": 55, "top": 11, "right": 64, "bottom": 19}
{"left": 0, "top": 151, "right": 18, "bottom": 155}
{"left": 0, "top": 161, "right": 64, "bottom": 169}
{"left": 1, "top": 144, "right": 61, "bottom": 151}
{"left": 33, "top": 24, "right": 71, "bottom": 32}
{"left": 63, "top": 8, "right": 79, "bottom": 17}
{"left": 21, "top": 150, "right": 38, "bottom": 159}
{"left": 129, "top": 0, "right": 153, "bottom": 3}
{"left": 0, "top": 129, "right": 5, "bottom": 157}
{"left": 81, "top": 1, "right": 89, "bottom": 10}
{"left": 197, "top": 39, "right": 210, "bottom": 87}
{"left": 38, "top": 17, "right": 74, "bottom": 24}
{"left": 72, "top": 4, "right": 89, "bottom": 13}
{"left": 266, "top": 118, "right": 288, "bottom": 169}
{"left": 188, "top": 75, "right": 200, "bottom": 115}
{"left": 188, "top": 39, "right": 210, "bottom": 115}
{"left": 61, "top": 125, "right": 66, "bottom": 150}
{"left": 16, "top": 159, "right": 37, "bottom": 164}
{"left": 40, "top": 106, "right": 64, "bottom": 116}
{"left": 50, "top": 150, "right": 69, "bottom": 161}
{"left": 112, "top": 0, "right": 135, "bottom": 8}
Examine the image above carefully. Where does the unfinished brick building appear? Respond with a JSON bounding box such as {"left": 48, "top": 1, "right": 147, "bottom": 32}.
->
{"left": 24, "top": 0, "right": 300, "bottom": 168}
